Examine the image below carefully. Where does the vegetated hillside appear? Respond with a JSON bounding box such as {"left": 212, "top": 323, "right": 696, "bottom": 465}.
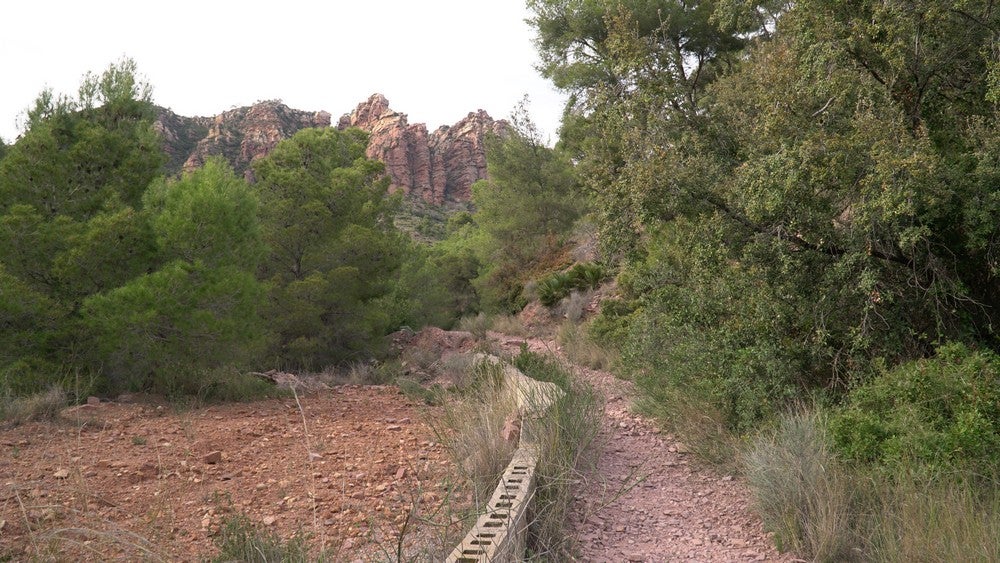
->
{"left": 524, "top": 1, "right": 1000, "bottom": 560}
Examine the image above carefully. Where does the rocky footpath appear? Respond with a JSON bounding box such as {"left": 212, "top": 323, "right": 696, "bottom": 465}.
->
{"left": 490, "top": 332, "right": 795, "bottom": 562}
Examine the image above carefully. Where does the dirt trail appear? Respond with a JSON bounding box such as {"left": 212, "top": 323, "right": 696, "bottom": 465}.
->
{"left": 492, "top": 332, "right": 794, "bottom": 562}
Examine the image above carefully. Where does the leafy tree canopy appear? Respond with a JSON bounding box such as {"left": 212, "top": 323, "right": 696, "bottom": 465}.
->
{"left": 537, "top": 0, "right": 1000, "bottom": 430}
{"left": 253, "top": 127, "right": 411, "bottom": 368}
{"left": 465, "top": 105, "right": 583, "bottom": 312}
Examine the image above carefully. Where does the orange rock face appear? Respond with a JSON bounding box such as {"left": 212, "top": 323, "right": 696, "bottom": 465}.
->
{"left": 156, "top": 95, "right": 503, "bottom": 204}
{"left": 156, "top": 101, "right": 331, "bottom": 179}
{"left": 340, "top": 94, "right": 506, "bottom": 204}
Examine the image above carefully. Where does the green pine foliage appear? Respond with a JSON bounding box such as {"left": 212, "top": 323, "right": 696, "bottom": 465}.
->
{"left": 434, "top": 103, "right": 584, "bottom": 315}
{"left": 81, "top": 159, "right": 267, "bottom": 391}
{"left": 252, "top": 127, "right": 426, "bottom": 369}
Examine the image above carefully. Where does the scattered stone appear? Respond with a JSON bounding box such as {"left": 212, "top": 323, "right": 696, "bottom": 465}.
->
{"left": 386, "top": 425, "right": 402, "bottom": 431}
{"left": 501, "top": 415, "right": 522, "bottom": 446}
{"left": 202, "top": 451, "right": 222, "bottom": 464}
{"left": 394, "top": 467, "right": 406, "bottom": 480}
{"left": 308, "top": 452, "right": 323, "bottom": 461}
{"left": 86, "top": 396, "right": 101, "bottom": 406}
{"left": 262, "top": 516, "right": 276, "bottom": 526}
{"left": 53, "top": 468, "right": 70, "bottom": 479}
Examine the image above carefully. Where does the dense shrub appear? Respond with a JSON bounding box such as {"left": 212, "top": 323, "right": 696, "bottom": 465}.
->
{"left": 829, "top": 343, "right": 1000, "bottom": 472}
{"left": 536, "top": 262, "right": 604, "bottom": 306}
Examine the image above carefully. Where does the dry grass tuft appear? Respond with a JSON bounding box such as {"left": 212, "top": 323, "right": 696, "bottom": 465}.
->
{"left": 557, "top": 321, "right": 616, "bottom": 371}
{"left": 1, "top": 385, "right": 68, "bottom": 427}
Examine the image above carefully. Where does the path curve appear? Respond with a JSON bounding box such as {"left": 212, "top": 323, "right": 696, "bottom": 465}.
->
{"left": 491, "top": 332, "right": 794, "bottom": 562}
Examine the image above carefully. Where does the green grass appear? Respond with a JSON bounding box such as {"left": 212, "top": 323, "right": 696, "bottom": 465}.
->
{"left": 524, "top": 365, "right": 600, "bottom": 559}
{"left": 212, "top": 513, "right": 311, "bottom": 563}
{"left": 557, "top": 321, "right": 616, "bottom": 371}
{"left": 455, "top": 313, "right": 492, "bottom": 339}
{"left": 744, "top": 410, "right": 854, "bottom": 560}
{"left": 397, "top": 377, "right": 445, "bottom": 406}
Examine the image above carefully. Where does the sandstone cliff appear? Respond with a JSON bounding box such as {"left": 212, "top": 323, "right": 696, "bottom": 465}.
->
{"left": 339, "top": 94, "right": 506, "bottom": 204}
{"left": 155, "top": 95, "right": 503, "bottom": 204}
{"left": 155, "top": 101, "right": 331, "bottom": 180}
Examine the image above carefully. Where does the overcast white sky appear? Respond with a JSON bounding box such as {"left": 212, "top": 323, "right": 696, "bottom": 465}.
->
{"left": 0, "top": 1, "right": 567, "bottom": 144}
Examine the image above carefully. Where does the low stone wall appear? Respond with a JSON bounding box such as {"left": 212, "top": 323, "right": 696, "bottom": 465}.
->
{"left": 445, "top": 356, "right": 563, "bottom": 562}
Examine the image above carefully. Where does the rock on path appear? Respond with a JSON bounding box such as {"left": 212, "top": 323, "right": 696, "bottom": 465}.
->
{"left": 492, "top": 333, "right": 794, "bottom": 562}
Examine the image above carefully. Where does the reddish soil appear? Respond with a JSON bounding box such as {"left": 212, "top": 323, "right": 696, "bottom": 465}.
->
{"left": 0, "top": 385, "right": 465, "bottom": 561}
{"left": 492, "top": 331, "right": 795, "bottom": 562}
{"left": 3, "top": 321, "right": 798, "bottom": 562}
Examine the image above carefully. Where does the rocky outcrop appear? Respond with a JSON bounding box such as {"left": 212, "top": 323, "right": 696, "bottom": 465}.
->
{"left": 155, "top": 95, "right": 502, "bottom": 204}
{"left": 428, "top": 110, "right": 502, "bottom": 202}
{"left": 340, "top": 94, "right": 506, "bottom": 204}
{"left": 155, "top": 101, "right": 331, "bottom": 179}
{"left": 153, "top": 109, "right": 211, "bottom": 174}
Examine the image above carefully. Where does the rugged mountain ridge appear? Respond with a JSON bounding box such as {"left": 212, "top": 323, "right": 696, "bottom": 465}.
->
{"left": 155, "top": 95, "right": 505, "bottom": 203}
{"left": 338, "top": 94, "right": 506, "bottom": 204}
{"left": 155, "top": 101, "right": 331, "bottom": 180}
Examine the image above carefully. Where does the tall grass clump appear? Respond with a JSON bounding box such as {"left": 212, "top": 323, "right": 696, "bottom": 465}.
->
{"left": 212, "top": 513, "right": 310, "bottom": 563}
{"left": 557, "top": 321, "right": 616, "bottom": 371}
{"left": 437, "top": 359, "right": 518, "bottom": 503}
{"left": 744, "top": 410, "right": 855, "bottom": 561}
{"left": 0, "top": 384, "right": 68, "bottom": 427}
{"left": 747, "top": 410, "right": 1000, "bottom": 562}
{"left": 860, "top": 473, "right": 1000, "bottom": 562}
{"left": 744, "top": 346, "right": 1000, "bottom": 562}
{"left": 192, "top": 367, "right": 286, "bottom": 404}
{"left": 633, "top": 379, "right": 740, "bottom": 467}
{"left": 437, "top": 350, "right": 600, "bottom": 560}
{"left": 491, "top": 314, "right": 530, "bottom": 337}
{"left": 456, "top": 312, "right": 492, "bottom": 339}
